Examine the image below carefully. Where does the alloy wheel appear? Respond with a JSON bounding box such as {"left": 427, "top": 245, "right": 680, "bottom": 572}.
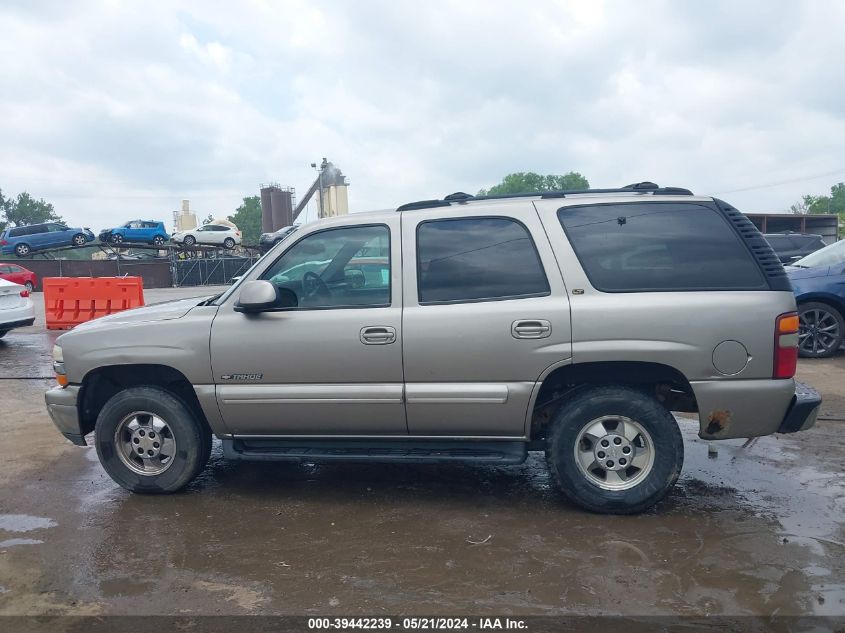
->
{"left": 799, "top": 308, "right": 840, "bottom": 356}
{"left": 114, "top": 411, "right": 177, "bottom": 476}
{"left": 574, "top": 415, "right": 655, "bottom": 490}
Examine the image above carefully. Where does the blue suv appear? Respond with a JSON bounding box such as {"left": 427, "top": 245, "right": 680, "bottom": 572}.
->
{"left": 787, "top": 239, "right": 845, "bottom": 358}
{"left": 1, "top": 223, "right": 95, "bottom": 257}
{"left": 98, "top": 220, "right": 170, "bottom": 246}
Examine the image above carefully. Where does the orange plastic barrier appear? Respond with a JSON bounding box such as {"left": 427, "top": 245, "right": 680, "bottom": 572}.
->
{"left": 43, "top": 277, "right": 145, "bottom": 330}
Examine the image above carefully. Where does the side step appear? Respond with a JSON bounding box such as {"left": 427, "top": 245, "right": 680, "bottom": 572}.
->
{"left": 222, "top": 438, "right": 527, "bottom": 465}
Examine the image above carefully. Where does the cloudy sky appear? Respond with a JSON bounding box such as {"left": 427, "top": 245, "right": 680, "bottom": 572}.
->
{"left": 1, "top": 0, "right": 844, "bottom": 229}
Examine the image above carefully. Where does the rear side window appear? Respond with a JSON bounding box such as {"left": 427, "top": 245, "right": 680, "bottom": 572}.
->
{"left": 558, "top": 202, "right": 766, "bottom": 292}
{"left": 417, "top": 217, "right": 550, "bottom": 304}
{"left": 765, "top": 235, "right": 790, "bottom": 251}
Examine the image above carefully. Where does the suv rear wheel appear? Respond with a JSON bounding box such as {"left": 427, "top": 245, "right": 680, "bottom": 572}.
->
{"left": 545, "top": 386, "right": 683, "bottom": 514}
{"left": 152, "top": 235, "right": 165, "bottom": 246}
{"left": 95, "top": 386, "right": 211, "bottom": 494}
{"left": 14, "top": 243, "right": 30, "bottom": 257}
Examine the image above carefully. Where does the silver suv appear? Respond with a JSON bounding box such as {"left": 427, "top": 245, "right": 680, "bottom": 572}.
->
{"left": 45, "top": 182, "right": 821, "bottom": 513}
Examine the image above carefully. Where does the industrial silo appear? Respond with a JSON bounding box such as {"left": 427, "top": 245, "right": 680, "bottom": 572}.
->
{"left": 260, "top": 185, "right": 274, "bottom": 234}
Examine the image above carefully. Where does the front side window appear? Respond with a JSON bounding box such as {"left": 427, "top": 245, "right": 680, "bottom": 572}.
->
{"left": 261, "top": 225, "right": 390, "bottom": 308}
{"left": 416, "top": 217, "right": 550, "bottom": 304}
{"left": 558, "top": 202, "right": 766, "bottom": 291}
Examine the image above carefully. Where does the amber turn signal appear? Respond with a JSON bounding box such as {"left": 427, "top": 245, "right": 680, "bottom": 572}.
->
{"left": 777, "top": 314, "right": 799, "bottom": 334}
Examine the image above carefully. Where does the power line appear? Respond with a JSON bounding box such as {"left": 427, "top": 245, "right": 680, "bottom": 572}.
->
{"left": 712, "top": 169, "right": 845, "bottom": 195}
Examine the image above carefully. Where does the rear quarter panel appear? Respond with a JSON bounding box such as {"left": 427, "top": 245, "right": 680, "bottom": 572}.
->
{"left": 534, "top": 196, "right": 799, "bottom": 439}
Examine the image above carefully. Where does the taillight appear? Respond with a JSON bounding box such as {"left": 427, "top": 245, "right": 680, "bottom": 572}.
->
{"left": 20, "top": 289, "right": 29, "bottom": 298}
{"left": 0, "top": 239, "right": 7, "bottom": 246}
{"left": 773, "top": 312, "right": 799, "bottom": 379}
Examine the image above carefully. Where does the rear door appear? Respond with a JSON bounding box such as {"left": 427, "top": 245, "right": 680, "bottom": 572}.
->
{"left": 401, "top": 203, "right": 572, "bottom": 437}
{"left": 28, "top": 225, "right": 51, "bottom": 249}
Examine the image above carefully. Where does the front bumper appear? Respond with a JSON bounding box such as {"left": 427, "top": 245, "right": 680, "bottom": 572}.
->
{"left": 45, "top": 385, "right": 86, "bottom": 446}
{"left": 777, "top": 381, "right": 821, "bottom": 433}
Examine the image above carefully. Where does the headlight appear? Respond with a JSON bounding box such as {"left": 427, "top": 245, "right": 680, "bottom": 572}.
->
{"left": 52, "top": 345, "right": 67, "bottom": 386}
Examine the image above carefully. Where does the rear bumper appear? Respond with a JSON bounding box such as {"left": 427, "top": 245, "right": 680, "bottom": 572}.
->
{"left": 0, "top": 302, "right": 35, "bottom": 330}
{"left": 0, "top": 317, "right": 35, "bottom": 330}
{"left": 691, "top": 378, "right": 820, "bottom": 439}
{"left": 44, "top": 385, "right": 86, "bottom": 446}
{"left": 777, "top": 381, "right": 821, "bottom": 434}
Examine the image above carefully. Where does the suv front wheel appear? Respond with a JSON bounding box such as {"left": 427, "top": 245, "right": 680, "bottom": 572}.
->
{"left": 95, "top": 386, "right": 211, "bottom": 494}
{"left": 545, "top": 386, "right": 683, "bottom": 514}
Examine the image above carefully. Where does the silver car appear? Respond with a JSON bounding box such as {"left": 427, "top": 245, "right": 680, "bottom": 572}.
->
{"left": 45, "top": 182, "right": 820, "bottom": 513}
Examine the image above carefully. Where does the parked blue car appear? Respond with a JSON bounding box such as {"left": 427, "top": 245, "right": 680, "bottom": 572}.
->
{"left": 98, "top": 220, "right": 170, "bottom": 246}
{"left": 787, "top": 239, "right": 845, "bottom": 358}
{"left": 0, "top": 222, "right": 95, "bottom": 257}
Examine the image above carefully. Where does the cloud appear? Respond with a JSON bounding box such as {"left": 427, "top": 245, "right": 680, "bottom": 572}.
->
{"left": 0, "top": 0, "right": 844, "bottom": 230}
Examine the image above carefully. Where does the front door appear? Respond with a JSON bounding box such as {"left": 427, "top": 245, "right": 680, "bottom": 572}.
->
{"left": 210, "top": 219, "right": 405, "bottom": 436}
{"left": 401, "top": 205, "right": 572, "bottom": 437}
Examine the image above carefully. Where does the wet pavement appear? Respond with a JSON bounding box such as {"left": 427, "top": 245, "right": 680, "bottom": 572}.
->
{"left": 0, "top": 288, "right": 843, "bottom": 617}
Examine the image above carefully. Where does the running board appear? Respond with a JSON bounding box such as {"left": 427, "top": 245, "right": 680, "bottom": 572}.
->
{"left": 222, "top": 439, "right": 527, "bottom": 464}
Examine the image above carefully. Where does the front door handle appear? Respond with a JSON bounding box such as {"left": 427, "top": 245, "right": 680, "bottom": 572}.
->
{"left": 360, "top": 326, "right": 397, "bottom": 345}
{"left": 512, "top": 320, "right": 552, "bottom": 339}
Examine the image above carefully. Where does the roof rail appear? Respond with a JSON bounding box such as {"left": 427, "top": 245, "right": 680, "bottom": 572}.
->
{"left": 396, "top": 182, "right": 694, "bottom": 211}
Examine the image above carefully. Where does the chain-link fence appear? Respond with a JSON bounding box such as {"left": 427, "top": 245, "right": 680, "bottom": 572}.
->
{"left": 174, "top": 256, "right": 260, "bottom": 287}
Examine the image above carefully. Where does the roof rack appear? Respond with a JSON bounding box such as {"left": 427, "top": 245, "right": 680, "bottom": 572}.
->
{"left": 396, "top": 182, "right": 694, "bottom": 212}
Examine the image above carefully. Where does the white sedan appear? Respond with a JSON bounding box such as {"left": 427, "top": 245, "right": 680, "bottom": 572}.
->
{"left": 171, "top": 224, "right": 242, "bottom": 249}
{"left": 0, "top": 278, "right": 35, "bottom": 338}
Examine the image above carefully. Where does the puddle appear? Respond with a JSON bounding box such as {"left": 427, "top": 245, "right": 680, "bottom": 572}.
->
{"left": 0, "top": 514, "right": 57, "bottom": 533}
{"left": 0, "top": 538, "right": 44, "bottom": 548}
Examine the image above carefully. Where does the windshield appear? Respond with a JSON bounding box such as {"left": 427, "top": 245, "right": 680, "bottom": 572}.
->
{"left": 212, "top": 225, "right": 300, "bottom": 305}
{"left": 793, "top": 239, "right": 845, "bottom": 268}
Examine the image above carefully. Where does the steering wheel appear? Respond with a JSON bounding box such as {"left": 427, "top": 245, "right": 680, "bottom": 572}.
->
{"left": 302, "top": 271, "right": 330, "bottom": 299}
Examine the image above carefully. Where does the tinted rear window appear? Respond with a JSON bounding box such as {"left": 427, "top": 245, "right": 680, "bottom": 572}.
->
{"left": 765, "top": 235, "right": 791, "bottom": 250}
{"left": 417, "top": 217, "right": 550, "bottom": 304}
{"left": 558, "top": 202, "right": 766, "bottom": 292}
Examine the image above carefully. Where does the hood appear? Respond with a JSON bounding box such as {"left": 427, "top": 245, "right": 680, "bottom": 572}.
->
{"left": 785, "top": 265, "right": 831, "bottom": 280}
{"left": 69, "top": 296, "right": 212, "bottom": 332}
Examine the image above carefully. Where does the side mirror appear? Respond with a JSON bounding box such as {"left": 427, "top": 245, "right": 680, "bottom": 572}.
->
{"left": 235, "top": 280, "right": 280, "bottom": 313}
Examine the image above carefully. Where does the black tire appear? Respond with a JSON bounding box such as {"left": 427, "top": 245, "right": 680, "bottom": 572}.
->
{"left": 152, "top": 235, "right": 165, "bottom": 246}
{"left": 798, "top": 301, "right": 844, "bottom": 358}
{"left": 95, "top": 386, "right": 211, "bottom": 494}
{"left": 14, "top": 243, "right": 30, "bottom": 257}
{"left": 223, "top": 237, "right": 235, "bottom": 249}
{"left": 183, "top": 235, "right": 196, "bottom": 247}
{"left": 72, "top": 233, "right": 86, "bottom": 247}
{"left": 545, "top": 386, "right": 683, "bottom": 514}
{"left": 111, "top": 233, "right": 124, "bottom": 245}
{"left": 24, "top": 281, "right": 33, "bottom": 293}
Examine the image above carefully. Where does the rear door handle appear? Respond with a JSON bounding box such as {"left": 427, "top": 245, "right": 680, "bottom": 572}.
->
{"left": 360, "top": 326, "right": 397, "bottom": 345}
{"left": 511, "top": 320, "right": 551, "bottom": 339}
